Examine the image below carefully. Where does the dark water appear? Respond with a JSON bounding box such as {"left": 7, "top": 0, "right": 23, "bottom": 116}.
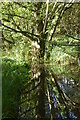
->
{"left": 19, "top": 63, "right": 80, "bottom": 119}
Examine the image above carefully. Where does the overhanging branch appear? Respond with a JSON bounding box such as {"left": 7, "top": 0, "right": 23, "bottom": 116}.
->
{"left": 2, "top": 23, "right": 38, "bottom": 41}
{"left": 2, "top": 13, "right": 28, "bottom": 19}
{"left": 43, "top": 0, "right": 49, "bottom": 33}
{"left": 48, "top": 3, "right": 73, "bottom": 43}
{"left": 2, "top": 28, "right": 14, "bottom": 44}
{"left": 65, "top": 34, "right": 80, "bottom": 41}
{"left": 48, "top": 3, "right": 66, "bottom": 42}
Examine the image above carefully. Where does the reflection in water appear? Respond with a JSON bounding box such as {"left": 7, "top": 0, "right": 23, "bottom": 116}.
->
{"left": 19, "top": 64, "right": 80, "bottom": 119}
{"left": 58, "top": 75, "right": 80, "bottom": 119}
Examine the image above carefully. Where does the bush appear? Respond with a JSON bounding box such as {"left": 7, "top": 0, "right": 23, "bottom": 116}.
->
{"left": 2, "top": 57, "right": 30, "bottom": 119}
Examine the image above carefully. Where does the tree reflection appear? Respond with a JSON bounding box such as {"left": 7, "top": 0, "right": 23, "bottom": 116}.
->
{"left": 19, "top": 63, "right": 80, "bottom": 119}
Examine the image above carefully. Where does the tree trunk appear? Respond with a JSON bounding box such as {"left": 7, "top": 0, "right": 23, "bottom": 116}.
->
{"left": 36, "top": 67, "right": 45, "bottom": 119}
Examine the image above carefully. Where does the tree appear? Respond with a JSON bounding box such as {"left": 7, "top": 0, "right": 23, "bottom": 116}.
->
{"left": 1, "top": 1, "right": 80, "bottom": 119}
{"left": 1, "top": 1, "right": 74, "bottom": 60}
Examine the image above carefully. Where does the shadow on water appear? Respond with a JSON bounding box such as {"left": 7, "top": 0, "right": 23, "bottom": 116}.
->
{"left": 2, "top": 58, "right": 80, "bottom": 120}
{"left": 19, "top": 63, "right": 80, "bottom": 120}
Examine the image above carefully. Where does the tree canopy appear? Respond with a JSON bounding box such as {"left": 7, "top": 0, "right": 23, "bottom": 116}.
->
{"left": 1, "top": 1, "right": 80, "bottom": 119}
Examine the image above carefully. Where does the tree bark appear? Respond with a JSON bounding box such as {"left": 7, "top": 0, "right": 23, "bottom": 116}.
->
{"left": 36, "top": 67, "right": 45, "bottom": 119}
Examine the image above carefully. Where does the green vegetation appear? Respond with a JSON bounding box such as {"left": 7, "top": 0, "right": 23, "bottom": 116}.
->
{"left": 2, "top": 57, "right": 30, "bottom": 118}
{"left": 1, "top": 1, "right": 80, "bottom": 119}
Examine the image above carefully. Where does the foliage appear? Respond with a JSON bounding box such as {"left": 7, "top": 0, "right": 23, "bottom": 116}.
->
{"left": 1, "top": 2, "right": 79, "bottom": 60}
{"left": 2, "top": 57, "right": 30, "bottom": 118}
{"left": 59, "top": 4, "right": 79, "bottom": 36}
{"left": 1, "top": 1, "right": 80, "bottom": 119}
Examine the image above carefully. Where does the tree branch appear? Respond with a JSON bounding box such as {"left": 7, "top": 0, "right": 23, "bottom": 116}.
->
{"left": 2, "top": 28, "right": 14, "bottom": 44}
{"left": 43, "top": 0, "right": 49, "bottom": 33}
{"left": 2, "top": 36, "right": 14, "bottom": 44}
{"left": 48, "top": 3, "right": 66, "bottom": 42}
{"left": 2, "top": 13, "right": 28, "bottom": 19}
{"left": 52, "top": 43, "right": 80, "bottom": 46}
{"left": 2, "top": 18, "right": 39, "bottom": 38}
{"left": 49, "top": 69, "right": 80, "bottom": 107}
{"left": 22, "top": 82, "right": 40, "bottom": 95}
{"left": 2, "top": 23, "right": 38, "bottom": 41}
{"left": 65, "top": 34, "right": 80, "bottom": 41}
{"left": 14, "top": 2, "right": 27, "bottom": 9}
{"left": 48, "top": 3, "right": 73, "bottom": 43}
